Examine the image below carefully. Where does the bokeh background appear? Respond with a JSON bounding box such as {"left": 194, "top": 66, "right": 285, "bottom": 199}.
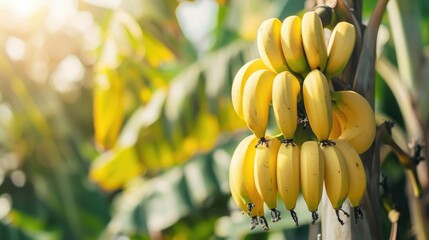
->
{"left": 0, "top": 0, "right": 428, "bottom": 239}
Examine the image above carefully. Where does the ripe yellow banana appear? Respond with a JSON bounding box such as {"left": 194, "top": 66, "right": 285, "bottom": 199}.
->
{"left": 280, "top": 16, "right": 310, "bottom": 74}
{"left": 228, "top": 135, "right": 262, "bottom": 215}
{"left": 302, "top": 69, "right": 333, "bottom": 141}
{"left": 242, "top": 70, "right": 277, "bottom": 145}
{"left": 325, "top": 22, "right": 356, "bottom": 77}
{"left": 254, "top": 137, "right": 281, "bottom": 222}
{"left": 333, "top": 139, "right": 367, "bottom": 223}
{"left": 301, "top": 11, "right": 328, "bottom": 71}
{"left": 276, "top": 143, "right": 300, "bottom": 226}
{"left": 257, "top": 18, "right": 289, "bottom": 73}
{"left": 320, "top": 143, "right": 350, "bottom": 225}
{"left": 331, "top": 90, "right": 376, "bottom": 154}
{"left": 231, "top": 58, "right": 268, "bottom": 120}
{"left": 272, "top": 71, "right": 301, "bottom": 142}
{"left": 300, "top": 141, "right": 324, "bottom": 224}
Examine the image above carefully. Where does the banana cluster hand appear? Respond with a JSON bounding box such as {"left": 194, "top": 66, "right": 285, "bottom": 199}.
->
{"left": 229, "top": 10, "right": 375, "bottom": 229}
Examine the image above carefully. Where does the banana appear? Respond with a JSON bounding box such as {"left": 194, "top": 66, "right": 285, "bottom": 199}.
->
{"left": 302, "top": 69, "right": 333, "bottom": 141}
{"left": 228, "top": 135, "right": 262, "bottom": 215}
{"left": 332, "top": 139, "right": 367, "bottom": 223}
{"left": 272, "top": 71, "right": 301, "bottom": 142}
{"left": 331, "top": 90, "right": 376, "bottom": 154}
{"left": 320, "top": 143, "right": 350, "bottom": 225}
{"left": 325, "top": 22, "right": 356, "bottom": 77}
{"left": 276, "top": 143, "right": 300, "bottom": 226}
{"left": 231, "top": 58, "right": 268, "bottom": 120}
{"left": 300, "top": 141, "right": 324, "bottom": 224}
{"left": 257, "top": 18, "right": 289, "bottom": 73}
{"left": 301, "top": 11, "right": 328, "bottom": 71}
{"left": 280, "top": 16, "right": 310, "bottom": 74}
{"left": 242, "top": 70, "right": 277, "bottom": 145}
{"left": 254, "top": 137, "right": 281, "bottom": 222}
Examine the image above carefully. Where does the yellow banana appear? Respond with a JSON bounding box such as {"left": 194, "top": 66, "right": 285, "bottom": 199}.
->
{"left": 331, "top": 90, "right": 376, "bottom": 154}
{"left": 254, "top": 137, "right": 281, "bottom": 222}
{"left": 325, "top": 22, "right": 356, "bottom": 77}
{"left": 276, "top": 143, "right": 300, "bottom": 226}
{"left": 257, "top": 18, "right": 289, "bottom": 73}
{"left": 300, "top": 141, "right": 324, "bottom": 224}
{"left": 242, "top": 70, "right": 277, "bottom": 145}
{"left": 280, "top": 16, "right": 310, "bottom": 74}
{"left": 320, "top": 143, "right": 350, "bottom": 225}
{"left": 301, "top": 11, "right": 328, "bottom": 71}
{"left": 272, "top": 71, "right": 301, "bottom": 142}
{"left": 228, "top": 135, "right": 262, "bottom": 215}
{"left": 231, "top": 58, "right": 268, "bottom": 120}
{"left": 333, "top": 139, "right": 367, "bottom": 223}
{"left": 302, "top": 69, "right": 333, "bottom": 141}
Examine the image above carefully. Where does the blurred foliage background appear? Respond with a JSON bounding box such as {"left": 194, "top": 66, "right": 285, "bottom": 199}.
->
{"left": 0, "top": 0, "right": 428, "bottom": 239}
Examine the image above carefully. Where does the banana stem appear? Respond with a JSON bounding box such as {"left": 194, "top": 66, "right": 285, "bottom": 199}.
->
{"left": 381, "top": 175, "right": 400, "bottom": 240}
{"left": 388, "top": 211, "right": 399, "bottom": 240}
{"left": 389, "top": 223, "right": 398, "bottom": 240}
{"left": 314, "top": 5, "right": 334, "bottom": 27}
{"left": 379, "top": 121, "right": 423, "bottom": 198}
{"left": 406, "top": 169, "right": 423, "bottom": 198}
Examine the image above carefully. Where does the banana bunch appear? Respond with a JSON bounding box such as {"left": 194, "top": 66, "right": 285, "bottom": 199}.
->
{"left": 229, "top": 10, "right": 375, "bottom": 229}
